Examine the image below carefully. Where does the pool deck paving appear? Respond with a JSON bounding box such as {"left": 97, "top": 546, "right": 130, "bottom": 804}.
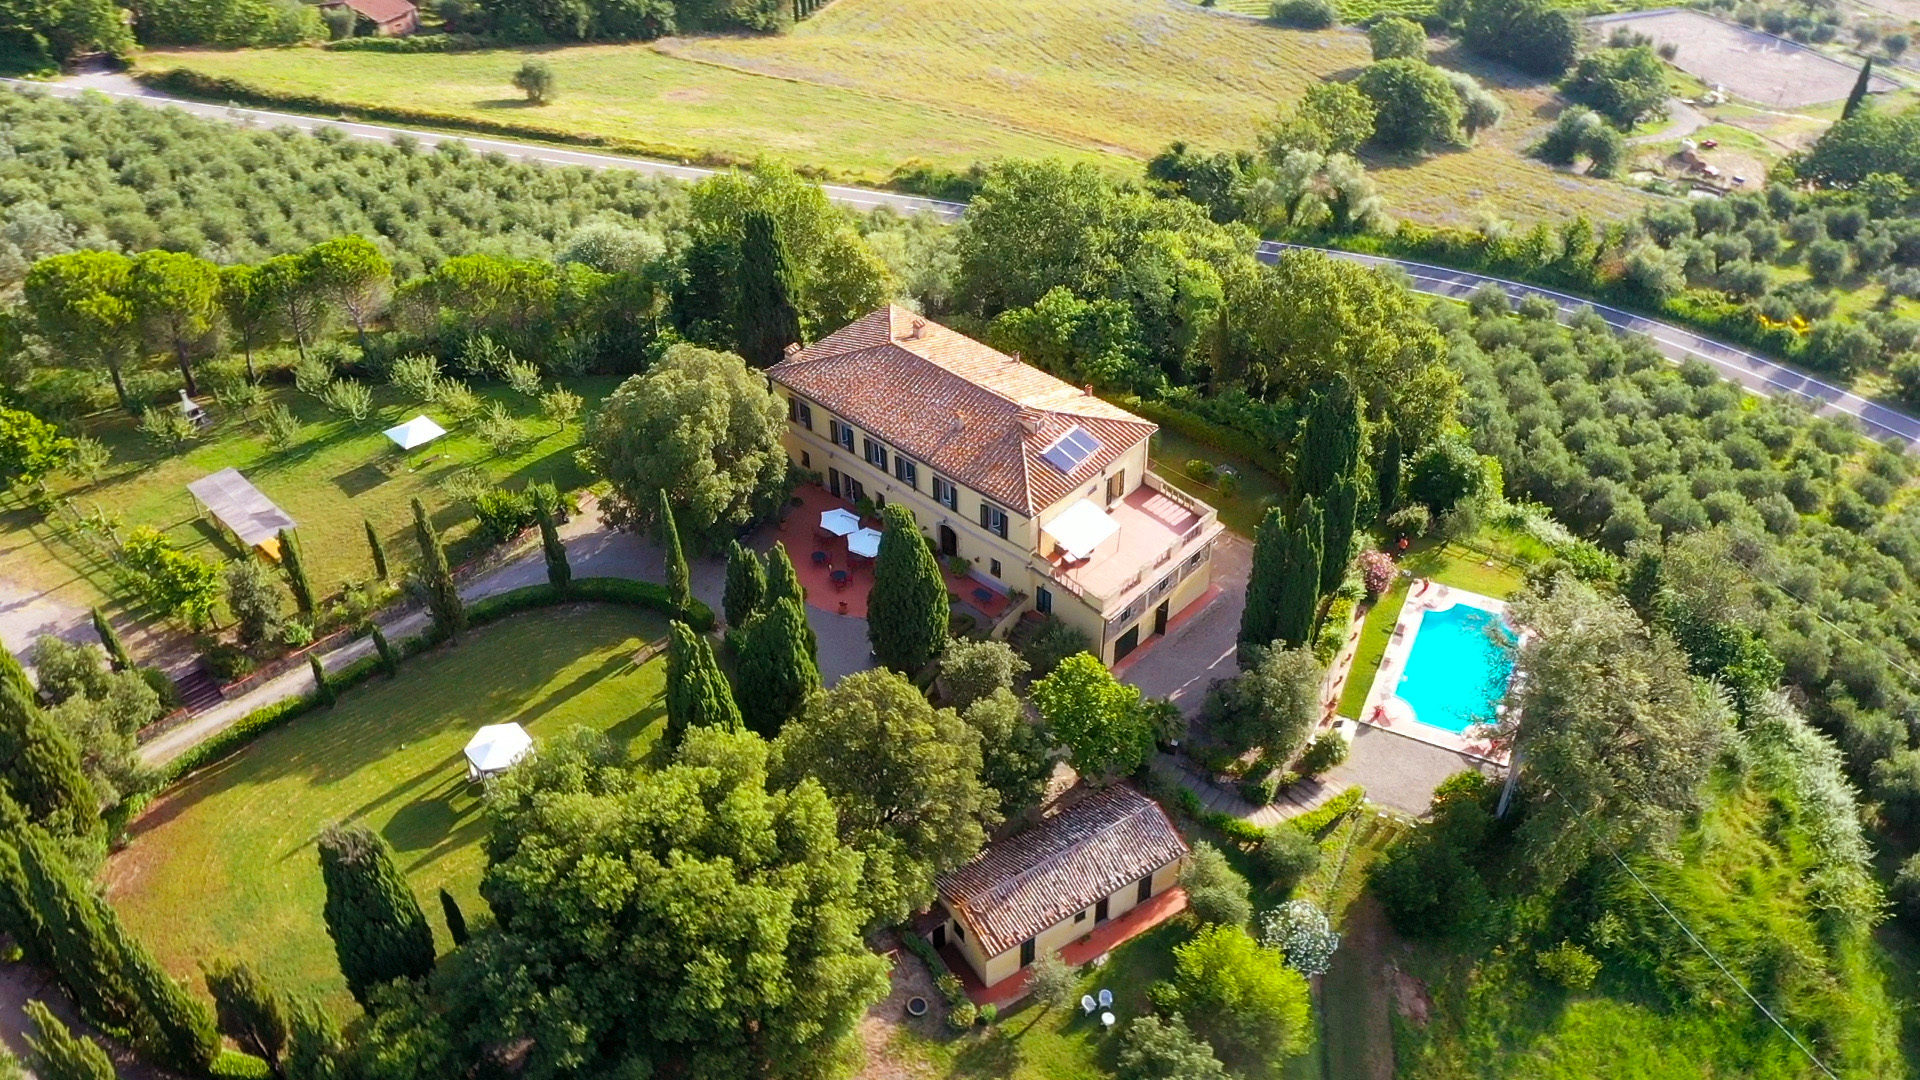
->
{"left": 1354, "top": 579, "right": 1511, "bottom": 765}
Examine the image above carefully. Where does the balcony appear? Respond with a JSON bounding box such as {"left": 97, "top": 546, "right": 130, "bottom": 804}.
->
{"left": 1036, "top": 474, "right": 1221, "bottom": 616}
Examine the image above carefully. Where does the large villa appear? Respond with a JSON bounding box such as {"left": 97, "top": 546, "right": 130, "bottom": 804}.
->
{"left": 768, "top": 307, "right": 1226, "bottom": 666}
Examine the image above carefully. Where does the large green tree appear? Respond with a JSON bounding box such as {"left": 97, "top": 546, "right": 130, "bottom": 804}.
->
{"left": 585, "top": 344, "right": 789, "bottom": 550}
{"left": 477, "top": 725, "right": 891, "bottom": 1079}
{"left": 128, "top": 249, "right": 221, "bottom": 397}
{"left": 218, "top": 262, "right": 279, "bottom": 383}
{"left": 22, "top": 251, "right": 140, "bottom": 413}
{"left": 204, "top": 958, "right": 291, "bottom": 1075}
{"left": 1278, "top": 497, "right": 1323, "bottom": 648}
{"left": 765, "top": 541, "right": 803, "bottom": 606}
{"left": 531, "top": 483, "right": 570, "bottom": 594}
{"left": 868, "top": 504, "right": 949, "bottom": 673}
{"left": 0, "top": 677, "right": 100, "bottom": 840}
{"left": 774, "top": 668, "right": 995, "bottom": 924}
{"left": 1355, "top": 58, "right": 1465, "bottom": 153}
{"left": 960, "top": 687, "right": 1054, "bottom": 820}
{"left": 0, "top": 406, "right": 74, "bottom": 496}
{"left": 658, "top": 488, "right": 692, "bottom": 612}
{"left": 1240, "top": 505, "right": 1289, "bottom": 656}
{"left": 723, "top": 541, "right": 767, "bottom": 627}
{"left": 1461, "top": 0, "right": 1579, "bottom": 76}
{"left": 0, "top": 822, "right": 137, "bottom": 1031}
{"left": 1203, "top": 644, "right": 1322, "bottom": 758}
{"left": 304, "top": 235, "right": 391, "bottom": 351}
{"left": 278, "top": 529, "right": 316, "bottom": 616}
{"left": 108, "top": 915, "right": 219, "bottom": 1074}
{"left": 20, "top": 1000, "right": 115, "bottom": 1080}
{"left": 316, "top": 824, "right": 437, "bottom": 1007}
{"left": 1116, "top": 1014, "right": 1230, "bottom": 1080}
{"left": 1031, "top": 653, "right": 1153, "bottom": 781}
{"left": 734, "top": 208, "right": 804, "bottom": 368}
{"left": 1500, "top": 580, "right": 1731, "bottom": 888}
{"left": 1149, "top": 925, "right": 1312, "bottom": 1072}
{"left": 253, "top": 252, "right": 326, "bottom": 361}
{"left": 735, "top": 596, "right": 820, "bottom": 735}
{"left": 665, "top": 620, "right": 742, "bottom": 746}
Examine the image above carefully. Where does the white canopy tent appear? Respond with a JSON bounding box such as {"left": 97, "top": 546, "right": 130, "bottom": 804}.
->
{"left": 187, "top": 468, "right": 296, "bottom": 559}
{"left": 384, "top": 415, "right": 447, "bottom": 451}
{"left": 819, "top": 507, "right": 861, "bottom": 536}
{"left": 464, "top": 723, "right": 533, "bottom": 781}
{"left": 1042, "top": 499, "right": 1119, "bottom": 561}
{"left": 846, "top": 527, "right": 883, "bottom": 559}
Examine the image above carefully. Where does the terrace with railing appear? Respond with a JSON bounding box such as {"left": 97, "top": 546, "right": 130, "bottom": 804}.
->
{"left": 1036, "top": 477, "right": 1221, "bottom": 616}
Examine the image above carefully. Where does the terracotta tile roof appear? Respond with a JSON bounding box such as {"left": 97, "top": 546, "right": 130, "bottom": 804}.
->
{"left": 768, "top": 308, "right": 1157, "bottom": 516}
{"left": 938, "top": 785, "right": 1188, "bottom": 960}
{"left": 322, "top": 0, "right": 415, "bottom": 23}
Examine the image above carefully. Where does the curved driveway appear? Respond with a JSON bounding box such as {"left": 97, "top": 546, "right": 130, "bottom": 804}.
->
{"left": 1256, "top": 241, "right": 1920, "bottom": 449}
{"left": 12, "top": 75, "right": 1918, "bottom": 446}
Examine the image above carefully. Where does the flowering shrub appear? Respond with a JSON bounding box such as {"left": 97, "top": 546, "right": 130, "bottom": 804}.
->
{"left": 1359, "top": 550, "right": 1396, "bottom": 598}
{"left": 1260, "top": 899, "right": 1340, "bottom": 976}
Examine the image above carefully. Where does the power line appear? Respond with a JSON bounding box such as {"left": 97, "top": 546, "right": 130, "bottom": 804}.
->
{"left": 1602, "top": 846, "right": 1839, "bottom": 1080}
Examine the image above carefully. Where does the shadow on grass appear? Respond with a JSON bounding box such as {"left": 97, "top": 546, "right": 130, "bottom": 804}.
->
{"left": 334, "top": 462, "right": 393, "bottom": 498}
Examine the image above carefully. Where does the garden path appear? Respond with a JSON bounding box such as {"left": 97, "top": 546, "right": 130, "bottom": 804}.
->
{"left": 137, "top": 503, "right": 875, "bottom": 769}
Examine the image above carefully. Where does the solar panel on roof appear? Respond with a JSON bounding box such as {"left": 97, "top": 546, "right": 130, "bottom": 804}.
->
{"left": 1040, "top": 425, "right": 1102, "bottom": 474}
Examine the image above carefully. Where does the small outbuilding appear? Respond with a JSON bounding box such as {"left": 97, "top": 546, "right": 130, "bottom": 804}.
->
{"left": 464, "top": 723, "right": 533, "bottom": 782}
{"left": 923, "top": 784, "right": 1188, "bottom": 990}
{"left": 187, "top": 468, "right": 296, "bottom": 562}
{"left": 319, "top": 0, "right": 419, "bottom": 35}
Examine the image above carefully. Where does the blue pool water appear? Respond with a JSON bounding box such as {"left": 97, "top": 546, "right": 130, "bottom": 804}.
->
{"left": 1395, "top": 604, "right": 1516, "bottom": 734}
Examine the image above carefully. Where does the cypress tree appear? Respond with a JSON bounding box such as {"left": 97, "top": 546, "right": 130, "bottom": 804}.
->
{"left": 1278, "top": 497, "right": 1324, "bottom": 649}
{"left": 308, "top": 655, "right": 335, "bottom": 708}
{"left": 533, "top": 485, "right": 570, "bottom": 595}
{"left": 1296, "top": 376, "right": 1361, "bottom": 500}
{"left": 13, "top": 825, "right": 139, "bottom": 1030}
{"left": 438, "top": 888, "right": 469, "bottom": 947}
{"left": 1844, "top": 57, "right": 1873, "bottom": 121}
{"left": 316, "top": 824, "right": 436, "bottom": 1006}
{"left": 0, "top": 823, "right": 51, "bottom": 973}
{"left": 735, "top": 597, "right": 820, "bottom": 735}
{"left": 372, "top": 625, "right": 398, "bottom": 678}
{"left": 658, "top": 489, "right": 691, "bottom": 613}
{"left": 1376, "top": 426, "right": 1403, "bottom": 520}
{"left": 22, "top": 1000, "right": 116, "bottom": 1080}
{"left": 1320, "top": 472, "right": 1359, "bottom": 596}
{"left": 665, "top": 620, "right": 743, "bottom": 746}
{"left": 279, "top": 528, "right": 315, "bottom": 616}
{"left": 89, "top": 608, "right": 131, "bottom": 672}
{"left": 204, "top": 958, "right": 290, "bottom": 1072}
{"left": 412, "top": 498, "right": 466, "bottom": 642}
{"left": 107, "top": 915, "right": 219, "bottom": 1074}
{"left": 0, "top": 683, "right": 100, "bottom": 840}
{"left": 1239, "top": 505, "right": 1289, "bottom": 659}
{"left": 364, "top": 518, "right": 389, "bottom": 581}
{"left": 735, "top": 208, "right": 804, "bottom": 369}
{"left": 723, "top": 541, "right": 767, "bottom": 627}
{"left": 868, "top": 503, "right": 949, "bottom": 672}
{"left": 283, "top": 997, "right": 344, "bottom": 1080}
{"left": 765, "top": 541, "right": 803, "bottom": 606}
{"left": 0, "top": 645, "right": 34, "bottom": 701}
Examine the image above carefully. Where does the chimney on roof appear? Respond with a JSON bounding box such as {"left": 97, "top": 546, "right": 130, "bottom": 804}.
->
{"left": 908, "top": 317, "right": 927, "bottom": 340}
{"left": 1017, "top": 410, "right": 1043, "bottom": 435}
{"left": 1083, "top": 384, "right": 1094, "bottom": 396}
{"left": 782, "top": 342, "right": 802, "bottom": 358}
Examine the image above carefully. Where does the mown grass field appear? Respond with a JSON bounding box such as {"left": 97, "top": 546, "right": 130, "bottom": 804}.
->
{"left": 136, "top": 0, "right": 1654, "bottom": 225}
{"left": 100, "top": 605, "right": 669, "bottom": 1013}
{"left": 0, "top": 368, "right": 607, "bottom": 629}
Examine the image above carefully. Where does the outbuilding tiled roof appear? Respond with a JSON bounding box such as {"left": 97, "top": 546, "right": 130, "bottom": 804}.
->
{"left": 321, "top": 0, "right": 415, "bottom": 23}
{"left": 939, "top": 785, "right": 1188, "bottom": 960}
{"left": 768, "top": 308, "right": 1157, "bottom": 516}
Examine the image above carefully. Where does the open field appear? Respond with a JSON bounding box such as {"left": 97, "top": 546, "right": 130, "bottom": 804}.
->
{"left": 135, "top": 0, "right": 1655, "bottom": 226}
{"left": 100, "top": 605, "right": 669, "bottom": 1012}
{"left": 0, "top": 372, "right": 606, "bottom": 628}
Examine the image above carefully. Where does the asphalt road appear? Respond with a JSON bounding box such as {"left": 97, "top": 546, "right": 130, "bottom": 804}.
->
{"left": 9, "top": 75, "right": 1915, "bottom": 446}
{"left": 1256, "top": 240, "right": 1920, "bottom": 449}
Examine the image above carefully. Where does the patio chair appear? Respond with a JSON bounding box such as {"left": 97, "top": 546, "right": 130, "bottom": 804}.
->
{"left": 1081, "top": 995, "right": 1097, "bottom": 1015}
{"left": 1097, "top": 989, "right": 1113, "bottom": 1009}
{"left": 811, "top": 550, "right": 829, "bottom": 565}
{"left": 831, "top": 570, "right": 850, "bottom": 591}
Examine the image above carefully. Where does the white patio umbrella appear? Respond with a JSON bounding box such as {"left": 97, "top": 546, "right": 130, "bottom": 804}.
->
{"left": 846, "top": 527, "right": 883, "bottom": 559}
{"left": 819, "top": 507, "right": 861, "bottom": 536}
{"left": 464, "top": 722, "right": 533, "bottom": 781}
{"left": 384, "top": 415, "right": 447, "bottom": 451}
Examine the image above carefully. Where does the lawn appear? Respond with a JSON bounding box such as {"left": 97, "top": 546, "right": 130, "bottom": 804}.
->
{"left": 1149, "top": 426, "right": 1285, "bottom": 537}
{"left": 887, "top": 921, "right": 1188, "bottom": 1079}
{"left": 135, "top": 0, "right": 1654, "bottom": 226}
{"left": 0, "top": 371, "right": 608, "bottom": 629}
{"left": 99, "top": 605, "right": 669, "bottom": 1012}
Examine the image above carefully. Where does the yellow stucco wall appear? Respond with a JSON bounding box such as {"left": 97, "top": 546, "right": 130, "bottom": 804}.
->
{"left": 946, "top": 859, "right": 1183, "bottom": 989}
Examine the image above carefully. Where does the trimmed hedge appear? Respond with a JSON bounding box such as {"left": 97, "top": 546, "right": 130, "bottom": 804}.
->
{"left": 898, "top": 928, "right": 953, "bottom": 982}
{"left": 160, "top": 578, "right": 712, "bottom": 784}
{"left": 1288, "top": 785, "right": 1365, "bottom": 836}
{"left": 1113, "top": 393, "right": 1293, "bottom": 480}
{"left": 325, "top": 32, "right": 493, "bottom": 52}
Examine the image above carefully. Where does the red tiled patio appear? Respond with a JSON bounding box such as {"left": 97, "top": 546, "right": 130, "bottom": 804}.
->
{"left": 936, "top": 887, "right": 1189, "bottom": 1011}
{"left": 775, "top": 483, "right": 1019, "bottom": 624}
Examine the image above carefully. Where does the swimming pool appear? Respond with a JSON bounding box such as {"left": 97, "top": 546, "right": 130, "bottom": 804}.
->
{"left": 1395, "top": 604, "right": 1516, "bottom": 734}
